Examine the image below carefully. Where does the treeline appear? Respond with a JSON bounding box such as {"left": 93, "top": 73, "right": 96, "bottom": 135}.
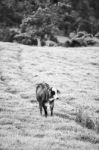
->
{"left": 0, "top": 0, "right": 99, "bottom": 45}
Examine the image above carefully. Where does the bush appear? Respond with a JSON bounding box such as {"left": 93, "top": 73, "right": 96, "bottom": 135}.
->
{"left": 21, "top": 38, "right": 31, "bottom": 45}
{"left": 41, "top": 39, "right": 46, "bottom": 46}
{"left": 0, "top": 28, "right": 11, "bottom": 42}
{"left": 64, "top": 40, "right": 71, "bottom": 47}
{"left": 13, "top": 32, "right": 38, "bottom": 46}
{"left": 14, "top": 33, "right": 31, "bottom": 44}
{"left": 50, "top": 35, "right": 58, "bottom": 43}
{"left": 0, "top": 27, "right": 19, "bottom": 42}
{"left": 95, "top": 32, "right": 99, "bottom": 38}
{"left": 76, "top": 109, "right": 99, "bottom": 132}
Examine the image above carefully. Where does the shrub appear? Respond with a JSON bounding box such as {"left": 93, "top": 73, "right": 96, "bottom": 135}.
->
{"left": 76, "top": 109, "right": 97, "bottom": 131}
{"left": 41, "top": 39, "right": 46, "bottom": 46}
{"left": 95, "top": 32, "right": 99, "bottom": 38}
{"left": 64, "top": 40, "right": 71, "bottom": 47}
{"left": 0, "top": 27, "right": 19, "bottom": 42}
{"left": 14, "top": 33, "right": 31, "bottom": 44}
{"left": 50, "top": 35, "right": 58, "bottom": 43}
{"left": 0, "top": 28, "right": 11, "bottom": 42}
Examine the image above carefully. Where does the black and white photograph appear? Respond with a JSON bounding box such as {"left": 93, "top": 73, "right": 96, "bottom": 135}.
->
{"left": 0, "top": 0, "right": 99, "bottom": 150}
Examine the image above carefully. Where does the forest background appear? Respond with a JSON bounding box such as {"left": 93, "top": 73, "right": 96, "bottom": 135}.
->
{"left": 0, "top": 0, "right": 99, "bottom": 45}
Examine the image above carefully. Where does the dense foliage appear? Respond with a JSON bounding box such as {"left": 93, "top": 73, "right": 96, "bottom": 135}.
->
{"left": 0, "top": 0, "right": 99, "bottom": 45}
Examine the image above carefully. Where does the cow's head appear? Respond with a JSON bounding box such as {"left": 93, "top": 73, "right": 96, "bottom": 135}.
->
{"left": 49, "top": 87, "right": 60, "bottom": 102}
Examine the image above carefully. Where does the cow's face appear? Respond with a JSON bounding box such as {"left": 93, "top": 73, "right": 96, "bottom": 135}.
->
{"left": 49, "top": 87, "right": 59, "bottom": 101}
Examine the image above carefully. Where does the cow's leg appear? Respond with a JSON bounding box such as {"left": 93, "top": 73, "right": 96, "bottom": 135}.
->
{"left": 39, "top": 102, "right": 42, "bottom": 115}
{"left": 42, "top": 103, "right": 47, "bottom": 117}
{"left": 50, "top": 101, "right": 54, "bottom": 116}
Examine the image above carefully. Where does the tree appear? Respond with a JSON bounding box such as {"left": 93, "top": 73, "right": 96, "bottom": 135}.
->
{"left": 0, "top": 0, "right": 99, "bottom": 41}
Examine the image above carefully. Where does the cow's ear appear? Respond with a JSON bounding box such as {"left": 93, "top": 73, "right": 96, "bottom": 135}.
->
{"left": 49, "top": 87, "right": 52, "bottom": 92}
{"left": 57, "top": 89, "right": 60, "bottom": 94}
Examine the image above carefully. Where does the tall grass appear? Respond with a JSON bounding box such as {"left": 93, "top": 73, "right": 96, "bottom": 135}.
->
{"left": 76, "top": 108, "right": 99, "bottom": 133}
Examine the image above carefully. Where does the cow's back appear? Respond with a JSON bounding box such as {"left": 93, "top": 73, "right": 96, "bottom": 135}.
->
{"left": 36, "top": 83, "right": 49, "bottom": 103}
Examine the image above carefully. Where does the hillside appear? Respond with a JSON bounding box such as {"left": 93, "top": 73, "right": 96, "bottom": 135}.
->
{"left": 0, "top": 42, "right": 99, "bottom": 150}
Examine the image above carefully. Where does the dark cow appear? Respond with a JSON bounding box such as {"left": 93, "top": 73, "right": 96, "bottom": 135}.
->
{"left": 36, "top": 82, "right": 59, "bottom": 117}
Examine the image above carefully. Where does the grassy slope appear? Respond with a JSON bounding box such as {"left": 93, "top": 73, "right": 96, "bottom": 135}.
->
{"left": 0, "top": 42, "right": 99, "bottom": 150}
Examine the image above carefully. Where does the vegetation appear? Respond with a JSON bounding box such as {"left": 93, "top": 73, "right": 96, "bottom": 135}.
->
{"left": 0, "top": 42, "right": 99, "bottom": 149}
{"left": 76, "top": 109, "right": 99, "bottom": 133}
{"left": 0, "top": 0, "right": 99, "bottom": 46}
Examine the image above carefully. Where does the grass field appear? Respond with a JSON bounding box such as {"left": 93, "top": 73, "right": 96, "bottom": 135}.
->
{"left": 0, "top": 42, "right": 99, "bottom": 150}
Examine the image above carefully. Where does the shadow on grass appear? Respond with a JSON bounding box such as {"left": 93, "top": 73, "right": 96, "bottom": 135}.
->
{"left": 55, "top": 112, "right": 75, "bottom": 120}
{"left": 34, "top": 134, "right": 45, "bottom": 138}
{"left": 0, "top": 108, "right": 4, "bottom": 112}
{"left": 0, "top": 148, "right": 8, "bottom": 150}
{"left": 30, "top": 100, "right": 37, "bottom": 103}
{"left": 5, "top": 87, "right": 18, "bottom": 94}
{"left": 76, "top": 134, "right": 99, "bottom": 144}
{"left": 96, "top": 110, "right": 99, "bottom": 113}
{"left": 90, "top": 62, "right": 99, "bottom": 66}
{"left": 95, "top": 98, "right": 99, "bottom": 101}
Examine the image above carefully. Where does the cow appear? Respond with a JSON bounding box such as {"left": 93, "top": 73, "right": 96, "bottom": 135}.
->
{"left": 36, "top": 82, "right": 59, "bottom": 117}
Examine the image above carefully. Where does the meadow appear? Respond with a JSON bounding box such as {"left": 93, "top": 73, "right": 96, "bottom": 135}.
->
{"left": 0, "top": 42, "right": 99, "bottom": 150}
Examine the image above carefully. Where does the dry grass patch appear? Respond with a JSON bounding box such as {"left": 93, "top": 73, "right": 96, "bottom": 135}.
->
{"left": 76, "top": 108, "right": 99, "bottom": 133}
{"left": 76, "top": 129, "right": 99, "bottom": 144}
